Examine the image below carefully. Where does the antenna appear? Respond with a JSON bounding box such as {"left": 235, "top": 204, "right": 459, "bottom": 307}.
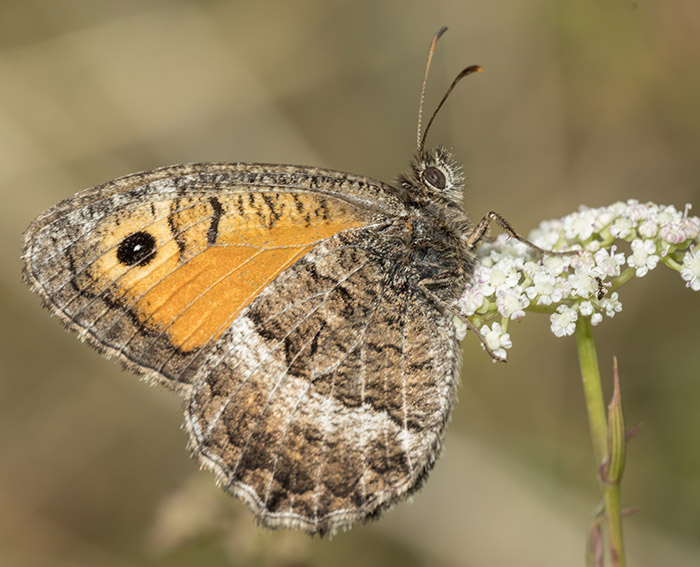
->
{"left": 416, "top": 27, "right": 482, "bottom": 158}
{"left": 416, "top": 26, "right": 448, "bottom": 157}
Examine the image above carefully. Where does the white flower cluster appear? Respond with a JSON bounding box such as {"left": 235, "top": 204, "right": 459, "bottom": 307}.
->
{"left": 458, "top": 200, "right": 700, "bottom": 358}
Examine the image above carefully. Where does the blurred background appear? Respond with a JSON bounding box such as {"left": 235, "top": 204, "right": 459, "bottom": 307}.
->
{"left": 1, "top": 1, "right": 699, "bottom": 565}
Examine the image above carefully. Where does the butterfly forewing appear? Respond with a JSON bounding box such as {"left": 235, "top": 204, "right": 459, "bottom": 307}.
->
{"left": 22, "top": 164, "right": 402, "bottom": 391}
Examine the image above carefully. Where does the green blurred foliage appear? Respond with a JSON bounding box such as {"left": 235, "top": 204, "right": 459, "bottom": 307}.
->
{"left": 1, "top": 1, "right": 699, "bottom": 565}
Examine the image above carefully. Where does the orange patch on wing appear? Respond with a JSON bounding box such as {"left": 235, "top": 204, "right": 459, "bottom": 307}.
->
{"left": 121, "top": 193, "right": 373, "bottom": 351}
{"left": 213, "top": 193, "right": 370, "bottom": 248}
{"left": 136, "top": 245, "right": 310, "bottom": 351}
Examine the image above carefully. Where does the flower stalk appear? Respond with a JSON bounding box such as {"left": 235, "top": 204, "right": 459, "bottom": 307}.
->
{"left": 576, "top": 319, "right": 626, "bottom": 566}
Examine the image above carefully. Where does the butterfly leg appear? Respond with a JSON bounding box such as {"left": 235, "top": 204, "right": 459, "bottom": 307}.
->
{"left": 459, "top": 315, "right": 507, "bottom": 362}
{"left": 417, "top": 277, "right": 506, "bottom": 362}
{"left": 465, "top": 211, "right": 578, "bottom": 257}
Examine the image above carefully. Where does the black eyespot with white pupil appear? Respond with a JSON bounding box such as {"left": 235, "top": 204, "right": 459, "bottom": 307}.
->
{"left": 423, "top": 166, "right": 446, "bottom": 189}
{"left": 116, "top": 231, "right": 157, "bottom": 267}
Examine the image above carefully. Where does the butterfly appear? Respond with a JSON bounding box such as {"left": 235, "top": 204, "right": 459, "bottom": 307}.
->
{"left": 22, "top": 28, "right": 545, "bottom": 535}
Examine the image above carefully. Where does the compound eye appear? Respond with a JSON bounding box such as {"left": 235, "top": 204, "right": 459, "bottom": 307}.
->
{"left": 422, "top": 166, "right": 446, "bottom": 189}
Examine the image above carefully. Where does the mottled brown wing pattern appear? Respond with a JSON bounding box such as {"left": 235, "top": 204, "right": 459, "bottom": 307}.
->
{"left": 185, "top": 230, "right": 460, "bottom": 534}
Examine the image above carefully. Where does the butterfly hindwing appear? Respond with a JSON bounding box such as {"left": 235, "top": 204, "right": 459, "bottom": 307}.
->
{"left": 185, "top": 230, "right": 460, "bottom": 533}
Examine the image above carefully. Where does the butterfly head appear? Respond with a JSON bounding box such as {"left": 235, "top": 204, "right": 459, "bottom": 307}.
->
{"left": 400, "top": 147, "right": 464, "bottom": 204}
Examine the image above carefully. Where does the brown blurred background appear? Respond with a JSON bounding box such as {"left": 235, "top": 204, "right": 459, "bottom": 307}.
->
{"left": 2, "top": 1, "right": 699, "bottom": 566}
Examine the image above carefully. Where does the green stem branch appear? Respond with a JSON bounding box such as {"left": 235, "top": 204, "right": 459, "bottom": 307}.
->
{"left": 575, "top": 317, "right": 626, "bottom": 567}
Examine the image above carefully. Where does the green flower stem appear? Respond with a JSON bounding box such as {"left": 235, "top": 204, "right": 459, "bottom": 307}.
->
{"left": 575, "top": 317, "right": 626, "bottom": 567}
{"left": 526, "top": 303, "right": 564, "bottom": 315}
{"left": 609, "top": 268, "right": 636, "bottom": 293}
{"left": 661, "top": 254, "right": 683, "bottom": 271}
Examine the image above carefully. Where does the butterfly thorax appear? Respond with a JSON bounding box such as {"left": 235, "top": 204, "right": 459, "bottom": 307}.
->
{"left": 394, "top": 147, "right": 477, "bottom": 301}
